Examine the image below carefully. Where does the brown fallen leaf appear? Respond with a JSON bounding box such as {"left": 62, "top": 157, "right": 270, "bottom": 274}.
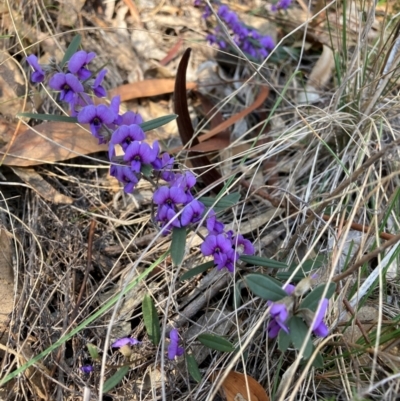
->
{"left": 109, "top": 79, "right": 197, "bottom": 101}
{"left": 11, "top": 167, "right": 74, "bottom": 204}
{"left": 211, "top": 371, "right": 270, "bottom": 401}
{"left": 0, "top": 121, "right": 107, "bottom": 167}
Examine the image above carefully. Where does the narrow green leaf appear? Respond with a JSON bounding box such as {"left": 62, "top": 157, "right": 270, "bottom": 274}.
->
{"left": 140, "top": 163, "right": 152, "bottom": 178}
{"left": 171, "top": 227, "right": 187, "bottom": 266}
{"left": 103, "top": 366, "right": 130, "bottom": 393}
{"left": 278, "top": 329, "right": 291, "bottom": 353}
{"left": 311, "top": 352, "right": 324, "bottom": 369}
{"left": 299, "top": 283, "right": 336, "bottom": 311}
{"left": 199, "top": 192, "right": 241, "bottom": 211}
{"left": 233, "top": 279, "right": 244, "bottom": 309}
{"left": 186, "top": 354, "right": 201, "bottom": 382}
{"left": 180, "top": 261, "right": 214, "bottom": 281}
{"left": 87, "top": 343, "right": 99, "bottom": 360}
{"left": 142, "top": 294, "right": 161, "bottom": 346}
{"left": 140, "top": 114, "right": 178, "bottom": 132}
{"left": 244, "top": 274, "right": 287, "bottom": 301}
{"left": 17, "top": 112, "right": 78, "bottom": 123}
{"left": 288, "top": 317, "right": 313, "bottom": 359}
{"left": 240, "top": 255, "right": 288, "bottom": 269}
{"left": 197, "top": 333, "right": 235, "bottom": 352}
{"left": 61, "top": 34, "right": 82, "bottom": 68}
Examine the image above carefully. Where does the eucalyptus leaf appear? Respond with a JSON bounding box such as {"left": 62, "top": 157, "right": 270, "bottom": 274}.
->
{"left": 288, "top": 317, "right": 313, "bottom": 359}
{"left": 299, "top": 283, "right": 336, "bottom": 311}
{"left": 180, "top": 261, "right": 214, "bottom": 281}
{"left": 186, "top": 354, "right": 201, "bottom": 382}
{"left": 171, "top": 227, "right": 187, "bottom": 266}
{"left": 61, "top": 34, "right": 82, "bottom": 68}
{"left": 240, "top": 255, "right": 288, "bottom": 269}
{"left": 103, "top": 366, "right": 130, "bottom": 393}
{"left": 278, "top": 329, "right": 291, "bottom": 353}
{"left": 142, "top": 294, "right": 161, "bottom": 346}
{"left": 140, "top": 114, "right": 177, "bottom": 132}
{"left": 199, "top": 192, "right": 241, "bottom": 211}
{"left": 244, "top": 274, "right": 287, "bottom": 301}
{"left": 197, "top": 333, "right": 235, "bottom": 352}
{"left": 17, "top": 113, "right": 78, "bottom": 123}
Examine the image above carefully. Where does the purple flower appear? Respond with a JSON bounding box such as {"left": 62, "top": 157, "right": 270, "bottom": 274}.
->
{"left": 267, "top": 303, "right": 290, "bottom": 338}
{"left": 49, "top": 72, "right": 84, "bottom": 103}
{"left": 283, "top": 283, "right": 296, "bottom": 295}
{"left": 110, "top": 95, "right": 122, "bottom": 125}
{"left": 121, "top": 110, "right": 143, "bottom": 125}
{"left": 201, "top": 234, "right": 232, "bottom": 257}
{"left": 153, "top": 153, "right": 175, "bottom": 181}
{"left": 214, "top": 248, "right": 238, "bottom": 272}
{"left": 181, "top": 199, "right": 205, "bottom": 226}
{"left": 155, "top": 205, "right": 181, "bottom": 233}
{"left": 68, "top": 50, "right": 96, "bottom": 80}
{"left": 231, "top": 234, "right": 255, "bottom": 256}
{"left": 172, "top": 172, "right": 196, "bottom": 203}
{"left": 91, "top": 69, "right": 107, "bottom": 97}
{"left": 110, "top": 165, "right": 139, "bottom": 193}
{"left": 80, "top": 365, "right": 94, "bottom": 374}
{"left": 271, "top": 0, "right": 292, "bottom": 11}
{"left": 168, "top": 329, "right": 184, "bottom": 360}
{"left": 124, "top": 141, "right": 159, "bottom": 172}
{"left": 69, "top": 92, "right": 93, "bottom": 117}
{"left": 206, "top": 210, "right": 225, "bottom": 234}
{"left": 110, "top": 125, "right": 145, "bottom": 151}
{"left": 26, "top": 55, "right": 45, "bottom": 83}
{"left": 153, "top": 186, "right": 187, "bottom": 208}
{"left": 111, "top": 337, "right": 141, "bottom": 348}
{"left": 260, "top": 36, "right": 275, "bottom": 51}
{"left": 312, "top": 298, "right": 329, "bottom": 337}
{"left": 77, "top": 104, "right": 115, "bottom": 140}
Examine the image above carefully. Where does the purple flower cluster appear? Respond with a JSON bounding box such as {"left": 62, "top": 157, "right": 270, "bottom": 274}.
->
{"left": 26, "top": 45, "right": 256, "bottom": 275}
{"left": 196, "top": 3, "right": 275, "bottom": 59}
{"left": 267, "top": 283, "right": 329, "bottom": 339}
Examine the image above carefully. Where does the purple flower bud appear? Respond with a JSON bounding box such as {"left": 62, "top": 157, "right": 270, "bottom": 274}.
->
{"left": 205, "top": 210, "right": 224, "bottom": 234}
{"left": 168, "top": 329, "right": 184, "bottom": 360}
{"left": 153, "top": 153, "right": 175, "bottom": 181}
{"left": 26, "top": 55, "right": 45, "bottom": 83}
{"left": 124, "top": 141, "right": 159, "bottom": 172}
{"left": 110, "top": 165, "right": 139, "bottom": 193}
{"left": 80, "top": 365, "right": 94, "bottom": 374}
{"left": 111, "top": 337, "right": 141, "bottom": 348}
{"left": 68, "top": 50, "right": 96, "bottom": 80}
{"left": 49, "top": 72, "right": 84, "bottom": 104}
{"left": 156, "top": 205, "right": 181, "bottom": 233}
{"left": 312, "top": 298, "right": 329, "bottom": 337}
{"left": 267, "top": 302, "right": 290, "bottom": 338}
{"left": 91, "top": 69, "right": 107, "bottom": 97}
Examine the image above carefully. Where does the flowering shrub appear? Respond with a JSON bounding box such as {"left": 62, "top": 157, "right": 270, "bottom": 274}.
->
{"left": 25, "top": 34, "right": 332, "bottom": 384}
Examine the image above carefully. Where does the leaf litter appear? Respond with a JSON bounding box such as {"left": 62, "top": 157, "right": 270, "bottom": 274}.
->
{"left": 1, "top": 0, "right": 400, "bottom": 400}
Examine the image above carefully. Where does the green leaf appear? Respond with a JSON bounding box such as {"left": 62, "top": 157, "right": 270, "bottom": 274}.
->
{"left": 140, "top": 114, "right": 178, "bottom": 132}
{"left": 197, "top": 333, "right": 235, "bottom": 352}
{"left": 171, "top": 227, "right": 187, "bottom": 266}
{"left": 240, "top": 255, "right": 288, "bottom": 269}
{"left": 17, "top": 113, "right": 78, "bottom": 123}
{"left": 103, "top": 365, "right": 130, "bottom": 393}
{"left": 180, "top": 261, "right": 214, "bottom": 281}
{"left": 299, "top": 283, "right": 336, "bottom": 312}
{"left": 61, "top": 34, "right": 82, "bottom": 68}
{"left": 199, "top": 192, "right": 241, "bottom": 211}
{"left": 244, "top": 274, "right": 287, "bottom": 301}
{"left": 288, "top": 317, "right": 313, "bottom": 359}
{"left": 186, "top": 354, "right": 201, "bottom": 383}
{"left": 278, "top": 329, "right": 291, "bottom": 353}
{"left": 87, "top": 343, "right": 99, "bottom": 360}
{"left": 142, "top": 294, "right": 161, "bottom": 346}
{"left": 311, "top": 352, "right": 324, "bottom": 369}
{"left": 140, "top": 163, "right": 153, "bottom": 178}
{"left": 233, "top": 279, "right": 245, "bottom": 309}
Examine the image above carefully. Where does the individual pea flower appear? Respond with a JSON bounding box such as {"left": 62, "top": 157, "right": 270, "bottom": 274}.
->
{"left": 172, "top": 171, "right": 197, "bottom": 203}
{"left": 168, "top": 329, "right": 184, "bottom": 360}
{"left": 110, "top": 165, "right": 139, "bottom": 193}
{"left": 311, "top": 298, "right": 329, "bottom": 337}
{"left": 214, "top": 248, "right": 238, "bottom": 273}
{"left": 109, "top": 124, "right": 146, "bottom": 152}
{"left": 112, "top": 337, "right": 141, "bottom": 348}
{"left": 201, "top": 233, "right": 233, "bottom": 259}
{"left": 124, "top": 141, "right": 160, "bottom": 173}
{"left": 26, "top": 55, "right": 45, "bottom": 83}
{"left": 205, "top": 209, "right": 224, "bottom": 235}
{"left": 153, "top": 153, "right": 175, "bottom": 182}
{"left": 77, "top": 104, "right": 115, "bottom": 141}
{"left": 91, "top": 69, "right": 108, "bottom": 97}
{"left": 181, "top": 199, "right": 205, "bottom": 226}
{"left": 49, "top": 72, "right": 84, "bottom": 103}
{"left": 121, "top": 110, "right": 143, "bottom": 125}
{"left": 80, "top": 365, "right": 94, "bottom": 374}
{"left": 271, "top": 0, "right": 292, "bottom": 11}
{"left": 231, "top": 234, "right": 255, "bottom": 256}
{"left": 68, "top": 50, "right": 96, "bottom": 80}
{"left": 153, "top": 186, "right": 187, "bottom": 209}
{"left": 155, "top": 205, "right": 182, "bottom": 234}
